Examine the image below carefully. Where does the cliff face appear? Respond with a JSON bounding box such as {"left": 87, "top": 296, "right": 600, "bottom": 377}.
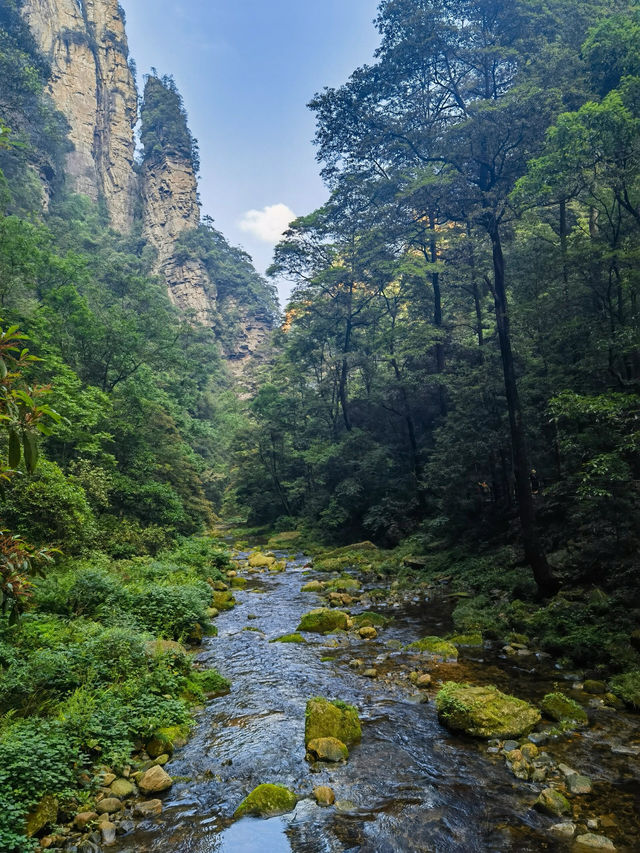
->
{"left": 21, "top": 0, "right": 137, "bottom": 231}
{"left": 141, "top": 152, "right": 216, "bottom": 324}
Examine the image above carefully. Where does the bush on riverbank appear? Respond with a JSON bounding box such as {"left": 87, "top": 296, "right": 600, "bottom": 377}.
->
{"left": 0, "top": 536, "right": 231, "bottom": 851}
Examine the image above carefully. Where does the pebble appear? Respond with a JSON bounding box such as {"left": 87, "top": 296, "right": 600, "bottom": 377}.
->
{"left": 363, "top": 668, "right": 378, "bottom": 678}
{"left": 528, "top": 732, "right": 549, "bottom": 746}
{"left": 503, "top": 740, "right": 520, "bottom": 753}
{"left": 133, "top": 799, "right": 163, "bottom": 818}
{"left": 574, "top": 833, "right": 616, "bottom": 850}
{"left": 95, "top": 798, "right": 123, "bottom": 815}
{"left": 567, "top": 773, "right": 593, "bottom": 795}
{"left": 100, "top": 821, "right": 117, "bottom": 846}
{"left": 550, "top": 822, "right": 576, "bottom": 839}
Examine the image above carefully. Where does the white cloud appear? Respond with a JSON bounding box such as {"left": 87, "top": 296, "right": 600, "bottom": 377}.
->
{"left": 238, "top": 203, "right": 296, "bottom": 244}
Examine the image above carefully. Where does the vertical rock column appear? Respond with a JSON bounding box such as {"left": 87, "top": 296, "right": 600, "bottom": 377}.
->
{"left": 21, "top": 0, "right": 137, "bottom": 231}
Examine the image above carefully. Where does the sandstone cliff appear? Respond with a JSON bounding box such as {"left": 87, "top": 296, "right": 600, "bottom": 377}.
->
{"left": 22, "top": 0, "right": 137, "bottom": 231}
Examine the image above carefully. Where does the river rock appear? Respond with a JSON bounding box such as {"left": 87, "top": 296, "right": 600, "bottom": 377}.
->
{"left": 550, "top": 822, "right": 576, "bottom": 839}
{"left": 583, "top": 680, "right": 606, "bottom": 695}
{"left": 234, "top": 784, "right": 297, "bottom": 818}
{"left": 133, "top": 799, "right": 163, "bottom": 817}
{"left": 406, "top": 637, "right": 458, "bottom": 659}
{"left": 349, "top": 659, "right": 365, "bottom": 669}
{"left": 313, "top": 786, "right": 335, "bottom": 806}
{"left": 25, "top": 795, "right": 58, "bottom": 837}
{"left": 297, "top": 608, "right": 349, "bottom": 633}
{"left": 100, "top": 822, "right": 117, "bottom": 846}
{"left": 574, "top": 833, "right": 616, "bottom": 850}
{"left": 110, "top": 779, "right": 134, "bottom": 799}
{"left": 567, "top": 773, "right": 593, "bottom": 794}
{"left": 213, "top": 580, "right": 228, "bottom": 591}
{"left": 139, "top": 765, "right": 172, "bottom": 794}
{"left": 212, "top": 590, "right": 236, "bottom": 611}
{"left": 363, "top": 668, "right": 378, "bottom": 678}
{"left": 534, "top": 788, "right": 571, "bottom": 817}
{"left": 359, "top": 627, "right": 377, "bottom": 640}
{"left": 100, "top": 772, "right": 117, "bottom": 787}
{"left": 436, "top": 683, "right": 541, "bottom": 738}
{"left": 146, "top": 732, "right": 174, "bottom": 759}
{"left": 74, "top": 812, "right": 99, "bottom": 830}
{"left": 307, "top": 736, "right": 349, "bottom": 762}
{"left": 305, "top": 697, "right": 362, "bottom": 746}
{"left": 248, "top": 553, "right": 275, "bottom": 569}
{"left": 302, "top": 581, "right": 325, "bottom": 593}
{"left": 521, "top": 742, "right": 539, "bottom": 759}
{"left": 96, "top": 798, "right": 123, "bottom": 815}
{"left": 541, "top": 692, "right": 588, "bottom": 726}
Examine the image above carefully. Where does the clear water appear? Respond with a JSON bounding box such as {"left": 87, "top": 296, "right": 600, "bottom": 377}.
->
{"left": 114, "top": 556, "right": 640, "bottom": 852}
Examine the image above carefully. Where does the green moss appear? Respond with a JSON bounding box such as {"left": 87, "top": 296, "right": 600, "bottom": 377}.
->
{"left": 449, "top": 633, "right": 483, "bottom": 647}
{"left": 406, "top": 636, "right": 459, "bottom": 659}
{"left": 305, "top": 697, "right": 361, "bottom": 746}
{"left": 325, "top": 577, "right": 361, "bottom": 593}
{"left": 230, "top": 577, "right": 248, "bottom": 588}
{"left": 297, "top": 608, "right": 349, "bottom": 633}
{"left": 269, "top": 633, "right": 307, "bottom": 644}
{"left": 353, "top": 612, "right": 389, "bottom": 628}
{"left": 306, "top": 737, "right": 349, "bottom": 762}
{"left": 541, "top": 692, "right": 588, "bottom": 725}
{"left": 436, "top": 682, "right": 541, "bottom": 738}
{"left": 609, "top": 670, "right": 640, "bottom": 709}
{"left": 267, "top": 531, "right": 303, "bottom": 549}
{"left": 301, "top": 580, "right": 325, "bottom": 593}
{"left": 196, "top": 669, "right": 231, "bottom": 695}
{"left": 212, "top": 590, "right": 236, "bottom": 611}
{"left": 233, "top": 784, "right": 297, "bottom": 818}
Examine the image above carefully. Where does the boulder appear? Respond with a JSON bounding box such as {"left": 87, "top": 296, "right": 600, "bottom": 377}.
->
{"left": 305, "top": 697, "right": 361, "bottom": 746}
{"left": 358, "top": 626, "right": 377, "bottom": 640}
{"left": 567, "top": 773, "right": 592, "bottom": 795}
{"left": 297, "top": 608, "right": 349, "bottom": 633}
{"left": 406, "top": 637, "right": 458, "bottom": 659}
{"left": 213, "top": 580, "right": 229, "bottom": 591}
{"left": 313, "top": 786, "right": 335, "bottom": 806}
{"left": 110, "top": 779, "right": 134, "bottom": 799}
{"left": 550, "top": 822, "right": 576, "bottom": 839}
{"left": 96, "top": 798, "right": 123, "bottom": 815}
{"left": 353, "top": 612, "right": 389, "bottom": 628}
{"left": 574, "top": 834, "right": 616, "bottom": 851}
{"left": 146, "top": 732, "right": 174, "bottom": 759}
{"left": 139, "top": 765, "right": 172, "bottom": 795}
{"left": 306, "top": 737, "right": 349, "bottom": 762}
{"left": 74, "top": 812, "right": 98, "bottom": 830}
{"left": 583, "top": 680, "right": 606, "bottom": 695}
{"left": 101, "top": 821, "right": 117, "bottom": 846}
{"left": 233, "top": 784, "right": 297, "bottom": 818}
{"left": 534, "top": 788, "right": 571, "bottom": 817}
{"left": 212, "top": 590, "right": 236, "bottom": 611}
{"left": 25, "top": 795, "right": 58, "bottom": 837}
{"left": 363, "top": 668, "right": 378, "bottom": 678}
{"left": 302, "top": 581, "right": 325, "bottom": 593}
{"left": 133, "top": 799, "right": 163, "bottom": 818}
{"left": 436, "top": 683, "right": 541, "bottom": 738}
{"left": 248, "top": 553, "right": 275, "bottom": 569}
{"left": 541, "top": 692, "right": 588, "bottom": 726}
{"left": 269, "top": 633, "right": 307, "bottom": 644}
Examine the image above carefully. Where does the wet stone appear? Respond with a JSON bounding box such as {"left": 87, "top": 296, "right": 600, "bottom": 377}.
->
{"left": 574, "top": 833, "right": 616, "bottom": 850}
{"left": 567, "top": 773, "right": 593, "bottom": 795}
{"left": 550, "top": 822, "right": 576, "bottom": 839}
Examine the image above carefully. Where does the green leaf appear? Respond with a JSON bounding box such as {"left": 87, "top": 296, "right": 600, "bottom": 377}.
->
{"left": 23, "top": 431, "right": 38, "bottom": 473}
{"left": 8, "top": 429, "right": 20, "bottom": 468}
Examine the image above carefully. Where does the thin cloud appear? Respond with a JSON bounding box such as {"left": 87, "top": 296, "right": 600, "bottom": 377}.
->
{"left": 239, "top": 203, "right": 296, "bottom": 243}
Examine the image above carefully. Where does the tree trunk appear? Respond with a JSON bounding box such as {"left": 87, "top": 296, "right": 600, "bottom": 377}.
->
{"left": 490, "top": 224, "right": 559, "bottom": 596}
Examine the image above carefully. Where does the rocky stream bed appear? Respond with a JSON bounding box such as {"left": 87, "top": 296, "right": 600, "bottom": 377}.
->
{"left": 100, "top": 551, "right": 640, "bottom": 853}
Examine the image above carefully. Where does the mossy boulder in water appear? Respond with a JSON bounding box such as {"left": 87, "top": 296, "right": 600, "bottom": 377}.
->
{"left": 306, "top": 736, "right": 349, "bottom": 762}
{"left": 436, "top": 683, "right": 541, "bottom": 738}
{"left": 353, "top": 612, "right": 389, "bottom": 628}
{"left": 325, "top": 577, "right": 360, "bottom": 593}
{"left": 234, "top": 784, "right": 297, "bottom": 818}
{"left": 305, "top": 697, "right": 361, "bottom": 746}
{"left": 541, "top": 692, "right": 588, "bottom": 726}
{"left": 297, "top": 608, "right": 349, "bottom": 633}
{"left": 212, "top": 590, "right": 236, "bottom": 611}
{"left": 406, "top": 636, "right": 458, "bottom": 660}
{"left": 248, "top": 552, "right": 276, "bottom": 569}
{"left": 269, "top": 633, "right": 307, "bottom": 644}
{"left": 449, "top": 633, "right": 483, "bottom": 647}
{"left": 302, "top": 580, "right": 325, "bottom": 593}
{"left": 534, "top": 788, "right": 571, "bottom": 817}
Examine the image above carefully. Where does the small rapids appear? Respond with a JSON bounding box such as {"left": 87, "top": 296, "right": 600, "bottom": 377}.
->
{"left": 114, "top": 555, "right": 640, "bottom": 853}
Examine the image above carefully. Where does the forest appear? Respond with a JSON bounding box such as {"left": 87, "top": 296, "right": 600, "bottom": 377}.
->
{"left": 0, "top": 0, "right": 639, "bottom": 850}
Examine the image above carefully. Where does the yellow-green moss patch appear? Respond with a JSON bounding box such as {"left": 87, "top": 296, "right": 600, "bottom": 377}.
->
{"left": 305, "top": 697, "right": 361, "bottom": 746}
{"left": 233, "top": 784, "right": 297, "bottom": 818}
{"left": 436, "top": 682, "right": 541, "bottom": 738}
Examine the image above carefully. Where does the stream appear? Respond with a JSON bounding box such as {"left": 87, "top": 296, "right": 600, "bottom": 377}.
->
{"left": 114, "top": 554, "right": 640, "bottom": 852}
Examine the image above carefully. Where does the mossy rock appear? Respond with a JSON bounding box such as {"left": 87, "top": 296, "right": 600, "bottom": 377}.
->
{"left": 212, "top": 590, "right": 236, "bottom": 611}
{"left": 353, "top": 611, "right": 389, "bottom": 628}
{"left": 436, "top": 682, "right": 541, "bottom": 738}
{"left": 541, "top": 692, "right": 588, "bottom": 726}
{"left": 320, "top": 541, "right": 379, "bottom": 559}
{"left": 268, "top": 560, "right": 287, "bottom": 573}
{"left": 306, "top": 737, "right": 349, "bottom": 762}
{"left": 302, "top": 580, "right": 325, "bottom": 593}
{"left": 146, "top": 732, "right": 174, "bottom": 759}
{"left": 534, "top": 788, "right": 571, "bottom": 817}
{"left": 230, "top": 576, "right": 248, "bottom": 588}
{"left": 305, "top": 697, "right": 361, "bottom": 746}
{"left": 267, "top": 530, "right": 303, "bottom": 548}
{"left": 248, "top": 553, "right": 276, "bottom": 569}
{"left": 269, "top": 633, "right": 307, "bottom": 644}
{"left": 197, "top": 669, "right": 231, "bottom": 694}
{"left": 25, "top": 795, "right": 58, "bottom": 837}
{"left": 156, "top": 724, "right": 190, "bottom": 748}
{"left": 234, "top": 784, "right": 297, "bottom": 818}
{"left": 406, "top": 636, "right": 458, "bottom": 659}
{"left": 297, "top": 608, "right": 349, "bottom": 633}
{"left": 449, "top": 633, "right": 483, "bottom": 647}
{"left": 325, "top": 577, "right": 361, "bottom": 593}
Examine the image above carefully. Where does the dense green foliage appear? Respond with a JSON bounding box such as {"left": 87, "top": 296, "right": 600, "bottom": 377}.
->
{"left": 235, "top": 0, "right": 640, "bottom": 596}
{"left": 140, "top": 73, "right": 200, "bottom": 171}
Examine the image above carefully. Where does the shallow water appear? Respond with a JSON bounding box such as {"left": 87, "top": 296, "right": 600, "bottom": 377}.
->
{"left": 114, "top": 556, "right": 640, "bottom": 853}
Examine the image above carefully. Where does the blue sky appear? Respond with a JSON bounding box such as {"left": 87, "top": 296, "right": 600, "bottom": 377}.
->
{"left": 122, "top": 0, "right": 381, "bottom": 303}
